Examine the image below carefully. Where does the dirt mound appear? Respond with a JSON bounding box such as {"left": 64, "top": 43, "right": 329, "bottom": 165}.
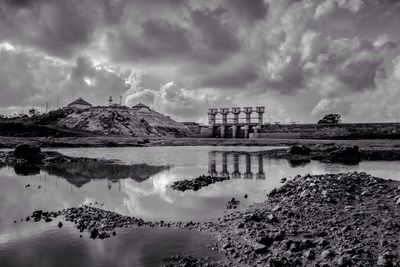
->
{"left": 56, "top": 107, "right": 192, "bottom": 137}
{"left": 216, "top": 172, "right": 400, "bottom": 266}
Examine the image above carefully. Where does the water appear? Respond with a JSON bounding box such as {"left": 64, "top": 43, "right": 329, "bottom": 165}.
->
{"left": 1, "top": 145, "right": 400, "bottom": 266}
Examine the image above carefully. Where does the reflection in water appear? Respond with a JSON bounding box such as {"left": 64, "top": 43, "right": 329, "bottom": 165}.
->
{"left": 43, "top": 162, "right": 169, "bottom": 188}
{"left": 208, "top": 151, "right": 268, "bottom": 180}
{"left": 288, "top": 158, "right": 312, "bottom": 168}
{"left": 14, "top": 163, "right": 41, "bottom": 176}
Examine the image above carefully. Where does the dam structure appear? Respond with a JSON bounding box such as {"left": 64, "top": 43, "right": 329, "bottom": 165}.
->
{"left": 202, "top": 106, "right": 265, "bottom": 138}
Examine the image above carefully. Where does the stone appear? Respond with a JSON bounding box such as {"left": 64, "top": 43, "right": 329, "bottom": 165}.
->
{"left": 90, "top": 228, "right": 99, "bottom": 239}
{"left": 14, "top": 144, "right": 44, "bottom": 162}
{"left": 304, "top": 249, "right": 315, "bottom": 260}
{"left": 321, "top": 249, "right": 332, "bottom": 259}
{"left": 253, "top": 243, "right": 268, "bottom": 254}
{"left": 58, "top": 222, "right": 63, "bottom": 228}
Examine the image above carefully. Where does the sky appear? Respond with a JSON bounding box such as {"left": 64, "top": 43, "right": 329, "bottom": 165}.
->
{"left": 1, "top": 0, "right": 400, "bottom": 123}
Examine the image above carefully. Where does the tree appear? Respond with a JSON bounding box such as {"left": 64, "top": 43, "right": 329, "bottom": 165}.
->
{"left": 317, "top": 114, "right": 341, "bottom": 124}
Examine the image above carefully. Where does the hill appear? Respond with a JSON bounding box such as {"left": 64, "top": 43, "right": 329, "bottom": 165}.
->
{"left": 0, "top": 107, "right": 193, "bottom": 137}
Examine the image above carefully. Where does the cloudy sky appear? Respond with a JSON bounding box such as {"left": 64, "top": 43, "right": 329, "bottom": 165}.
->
{"left": 1, "top": 0, "right": 400, "bottom": 123}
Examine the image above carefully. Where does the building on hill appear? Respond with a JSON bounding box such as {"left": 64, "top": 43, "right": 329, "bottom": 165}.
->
{"left": 67, "top": 98, "right": 92, "bottom": 110}
{"left": 132, "top": 103, "right": 151, "bottom": 113}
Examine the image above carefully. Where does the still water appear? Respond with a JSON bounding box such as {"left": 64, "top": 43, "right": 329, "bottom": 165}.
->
{"left": 1, "top": 146, "right": 400, "bottom": 266}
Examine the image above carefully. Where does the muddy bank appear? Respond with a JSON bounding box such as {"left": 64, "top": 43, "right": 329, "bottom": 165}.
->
{"left": 216, "top": 143, "right": 400, "bottom": 164}
{"left": 4, "top": 136, "right": 400, "bottom": 150}
{"left": 0, "top": 144, "right": 99, "bottom": 169}
{"left": 23, "top": 171, "right": 400, "bottom": 266}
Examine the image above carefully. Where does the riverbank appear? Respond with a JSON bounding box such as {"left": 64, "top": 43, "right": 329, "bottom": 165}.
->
{"left": 23, "top": 172, "right": 400, "bottom": 266}
{"left": 3, "top": 136, "right": 400, "bottom": 149}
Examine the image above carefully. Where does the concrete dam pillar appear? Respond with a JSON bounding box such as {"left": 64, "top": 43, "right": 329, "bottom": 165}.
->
{"left": 220, "top": 126, "right": 226, "bottom": 138}
{"left": 232, "top": 125, "right": 237, "bottom": 139}
{"left": 244, "top": 125, "right": 249, "bottom": 139}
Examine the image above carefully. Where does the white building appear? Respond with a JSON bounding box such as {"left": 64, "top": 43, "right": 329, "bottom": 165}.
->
{"left": 67, "top": 98, "right": 92, "bottom": 110}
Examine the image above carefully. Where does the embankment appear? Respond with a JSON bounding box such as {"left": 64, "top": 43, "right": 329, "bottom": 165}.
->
{"left": 254, "top": 122, "right": 400, "bottom": 139}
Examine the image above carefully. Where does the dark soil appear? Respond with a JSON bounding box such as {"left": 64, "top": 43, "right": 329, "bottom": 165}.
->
{"left": 24, "top": 172, "right": 400, "bottom": 266}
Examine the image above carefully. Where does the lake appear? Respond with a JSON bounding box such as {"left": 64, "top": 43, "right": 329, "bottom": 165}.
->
{"left": 1, "top": 146, "right": 400, "bottom": 266}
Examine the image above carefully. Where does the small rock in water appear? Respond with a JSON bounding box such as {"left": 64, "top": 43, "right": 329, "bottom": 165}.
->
{"left": 226, "top": 198, "right": 240, "bottom": 209}
{"left": 90, "top": 228, "right": 99, "bottom": 239}
{"left": 24, "top": 184, "right": 30, "bottom": 188}
{"left": 58, "top": 222, "right": 63, "bottom": 228}
{"left": 244, "top": 194, "right": 248, "bottom": 199}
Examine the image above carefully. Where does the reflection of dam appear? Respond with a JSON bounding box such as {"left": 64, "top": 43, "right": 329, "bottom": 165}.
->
{"left": 208, "top": 151, "right": 265, "bottom": 179}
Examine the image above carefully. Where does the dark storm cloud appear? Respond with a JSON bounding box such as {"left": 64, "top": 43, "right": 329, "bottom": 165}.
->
{"left": 108, "top": 5, "right": 241, "bottom": 66}
{"left": 224, "top": 0, "right": 268, "bottom": 23}
{"left": 2, "top": 0, "right": 400, "bottom": 122}
{"left": 0, "top": 0, "right": 100, "bottom": 58}
{"left": 3, "top": 0, "right": 36, "bottom": 7}
{"left": 109, "top": 18, "right": 192, "bottom": 62}
{"left": 190, "top": 7, "right": 241, "bottom": 63}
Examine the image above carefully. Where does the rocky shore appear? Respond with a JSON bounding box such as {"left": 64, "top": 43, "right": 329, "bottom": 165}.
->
{"left": 216, "top": 144, "right": 397, "bottom": 166}
{"left": 170, "top": 175, "right": 230, "bottom": 192}
{"left": 0, "top": 143, "right": 99, "bottom": 166}
{"left": 24, "top": 171, "right": 400, "bottom": 266}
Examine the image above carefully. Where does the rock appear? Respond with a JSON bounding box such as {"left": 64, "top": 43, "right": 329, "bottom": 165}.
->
{"left": 336, "top": 254, "right": 351, "bottom": 266}
{"left": 222, "top": 243, "right": 232, "bottom": 250}
{"left": 326, "top": 146, "right": 362, "bottom": 164}
{"left": 226, "top": 198, "right": 240, "bottom": 209}
{"left": 14, "top": 144, "right": 44, "bottom": 162}
{"left": 396, "top": 197, "right": 400, "bottom": 205}
{"left": 90, "top": 228, "right": 99, "bottom": 239}
{"left": 287, "top": 145, "right": 311, "bottom": 155}
{"left": 253, "top": 243, "right": 268, "bottom": 254}
{"left": 377, "top": 255, "right": 388, "bottom": 266}
{"left": 257, "top": 235, "right": 274, "bottom": 247}
{"left": 58, "top": 222, "right": 63, "bottom": 228}
{"left": 321, "top": 249, "right": 332, "bottom": 259}
{"left": 304, "top": 249, "right": 315, "bottom": 260}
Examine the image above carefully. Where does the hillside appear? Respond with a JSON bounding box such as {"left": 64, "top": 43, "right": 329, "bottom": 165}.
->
{"left": 0, "top": 107, "right": 193, "bottom": 137}
{"left": 55, "top": 107, "right": 192, "bottom": 137}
